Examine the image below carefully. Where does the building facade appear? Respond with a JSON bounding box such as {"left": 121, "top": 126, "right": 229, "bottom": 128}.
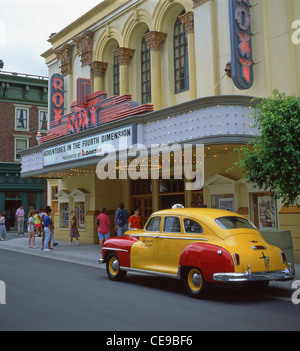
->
{"left": 0, "top": 72, "right": 48, "bottom": 230}
{"left": 20, "top": 0, "right": 300, "bottom": 261}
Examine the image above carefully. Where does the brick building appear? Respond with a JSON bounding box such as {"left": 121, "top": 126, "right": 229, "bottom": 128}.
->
{"left": 0, "top": 72, "right": 48, "bottom": 230}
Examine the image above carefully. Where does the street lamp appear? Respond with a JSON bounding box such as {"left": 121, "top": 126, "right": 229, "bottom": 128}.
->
{"left": 36, "top": 131, "right": 41, "bottom": 143}
{"left": 0, "top": 60, "right": 4, "bottom": 70}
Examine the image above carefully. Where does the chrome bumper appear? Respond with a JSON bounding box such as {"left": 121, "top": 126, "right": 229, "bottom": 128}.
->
{"left": 213, "top": 264, "right": 294, "bottom": 282}
{"left": 98, "top": 258, "right": 104, "bottom": 264}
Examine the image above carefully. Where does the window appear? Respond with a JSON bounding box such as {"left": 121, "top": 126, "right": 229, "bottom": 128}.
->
{"left": 174, "top": 12, "right": 189, "bottom": 93}
{"left": 15, "top": 106, "right": 29, "bottom": 130}
{"left": 39, "top": 109, "right": 48, "bottom": 131}
{"left": 60, "top": 203, "right": 69, "bottom": 228}
{"left": 15, "top": 138, "right": 28, "bottom": 160}
{"left": 113, "top": 52, "right": 120, "bottom": 95}
{"left": 141, "top": 35, "right": 151, "bottom": 103}
{"left": 74, "top": 202, "right": 85, "bottom": 229}
{"left": 163, "top": 216, "right": 181, "bottom": 233}
{"left": 146, "top": 216, "right": 161, "bottom": 232}
{"left": 184, "top": 218, "right": 203, "bottom": 234}
{"left": 215, "top": 216, "right": 256, "bottom": 230}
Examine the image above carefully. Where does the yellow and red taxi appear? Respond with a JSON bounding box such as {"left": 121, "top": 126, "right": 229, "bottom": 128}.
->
{"left": 99, "top": 207, "right": 294, "bottom": 298}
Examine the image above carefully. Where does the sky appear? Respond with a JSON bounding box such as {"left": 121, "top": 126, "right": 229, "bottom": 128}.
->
{"left": 0, "top": 0, "right": 102, "bottom": 77}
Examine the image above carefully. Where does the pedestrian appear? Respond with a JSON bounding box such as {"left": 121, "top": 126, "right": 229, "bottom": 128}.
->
{"left": 70, "top": 216, "right": 80, "bottom": 246}
{"left": 49, "top": 212, "right": 58, "bottom": 247}
{"left": 0, "top": 212, "right": 7, "bottom": 241}
{"left": 34, "top": 210, "right": 42, "bottom": 237}
{"left": 28, "top": 210, "right": 37, "bottom": 248}
{"left": 16, "top": 204, "right": 25, "bottom": 235}
{"left": 96, "top": 207, "right": 110, "bottom": 252}
{"left": 115, "top": 203, "right": 129, "bottom": 237}
{"left": 128, "top": 207, "right": 142, "bottom": 229}
{"left": 42, "top": 207, "right": 53, "bottom": 252}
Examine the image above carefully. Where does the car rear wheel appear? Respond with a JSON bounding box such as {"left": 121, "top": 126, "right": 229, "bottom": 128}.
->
{"left": 106, "top": 253, "right": 127, "bottom": 281}
{"left": 184, "top": 267, "right": 207, "bottom": 298}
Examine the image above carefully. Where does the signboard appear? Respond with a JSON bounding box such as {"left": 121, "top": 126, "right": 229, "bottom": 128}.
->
{"left": 43, "top": 125, "right": 136, "bottom": 166}
{"left": 229, "top": 0, "right": 253, "bottom": 90}
{"left": 50, "top": 73, "right": 64, "bottom": 122}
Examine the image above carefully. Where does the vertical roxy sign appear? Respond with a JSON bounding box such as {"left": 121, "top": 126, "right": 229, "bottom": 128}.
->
{"left": 50, "top": 73, "right": 64, "bottom": 122}
{"left": 229, "top": 0, "right": 254, "bottom": 90}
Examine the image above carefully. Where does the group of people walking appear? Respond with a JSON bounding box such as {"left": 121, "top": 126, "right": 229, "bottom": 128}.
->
{"left": 96, "top": 203, "right": 142, "bottom": 251}
{"left": 27, "top": 206, "right": 59, "bottom": 250}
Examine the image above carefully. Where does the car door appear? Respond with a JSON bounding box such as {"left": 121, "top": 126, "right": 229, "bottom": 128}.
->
{"left": 130, "top": 215, "right": 161, "bottom": 272}
{"left": 157, "top": 216, "right": 187, "bottom": 275}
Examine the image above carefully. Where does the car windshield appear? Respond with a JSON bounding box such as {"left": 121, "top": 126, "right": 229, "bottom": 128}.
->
{"left": 215, "top": 216, "right": 256, "bottom": 230}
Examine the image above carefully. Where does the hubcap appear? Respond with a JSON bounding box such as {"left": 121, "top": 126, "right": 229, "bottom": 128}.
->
{"left": 111, "top": 259, "right": 119, "bottom": 272}
{"left": 192, "top": 272, "right": 202, "bottom": 287}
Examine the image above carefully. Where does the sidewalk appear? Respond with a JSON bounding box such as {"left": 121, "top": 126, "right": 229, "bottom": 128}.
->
{"left": 0, "top": 232, "right": 103, "bottom": 268}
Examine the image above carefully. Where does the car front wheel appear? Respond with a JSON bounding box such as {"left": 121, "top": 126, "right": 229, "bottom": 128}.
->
{"left": 106, "top": 253, "right": 127, "bottom": 281}
{"left": 184, "top": 267, "right": 207, "bottom": 298}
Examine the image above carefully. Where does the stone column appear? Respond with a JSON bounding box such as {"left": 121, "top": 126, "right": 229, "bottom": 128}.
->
{"left": 113, "top": 47, "right": 135, "bottom": 95}
{"left": 144, "top": 31, "right": 167, "bottom": 110}
{"left": 179, "top": 11, "right": 197, "bottom": 100}
{"left": 89, "top": 61, "right": 108, "bottom": 92}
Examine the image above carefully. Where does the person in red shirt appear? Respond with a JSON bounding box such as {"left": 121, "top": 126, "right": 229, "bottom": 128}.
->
{"left": 96, "top": 207, "right": 111, "bottom": 251}
{"left": 128, "top": 207, "right": 142, "bottom": 229}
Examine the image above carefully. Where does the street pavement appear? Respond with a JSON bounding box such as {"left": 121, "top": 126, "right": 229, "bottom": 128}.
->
{"left": 0, "top": 231, "right": 103, "bottom": 268}
{"left": 0, "top": 231, "right": 299, "bottom": 282}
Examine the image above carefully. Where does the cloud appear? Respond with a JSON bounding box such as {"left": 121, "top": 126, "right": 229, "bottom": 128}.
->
{"left": 0, "top": 0, "right": 101, "bottom": 76}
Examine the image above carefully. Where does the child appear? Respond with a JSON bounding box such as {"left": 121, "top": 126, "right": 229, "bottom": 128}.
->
{"left": 34, "top": 210, "right": 42, "bottom": 237}
{"left": 28, "top": 210, "right": 37, "bottom": 248}
{"left": 70, "top": 216, "right": 80, "bottom": 246}
{"left": 0, "top": 212, "right": 7, "bottom": 241}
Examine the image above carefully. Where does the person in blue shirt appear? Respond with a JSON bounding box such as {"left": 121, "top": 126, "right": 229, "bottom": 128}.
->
{"left": 115, "top": 203, "right": 129, "bottom": 237}
{"left": 43, "top": 207, "right": 53, "bottom": 252}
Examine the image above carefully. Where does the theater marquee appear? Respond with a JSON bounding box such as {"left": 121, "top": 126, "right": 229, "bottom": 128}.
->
{"left": 43, "top": 125, "right": 136, "bottom": 167}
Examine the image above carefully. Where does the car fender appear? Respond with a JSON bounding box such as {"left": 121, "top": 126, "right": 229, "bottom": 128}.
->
{"left": 179, "top": 243, "right": 235, "bottom": 283}
{"left": 102, "top": 236, "right": 138, "bottom": 268}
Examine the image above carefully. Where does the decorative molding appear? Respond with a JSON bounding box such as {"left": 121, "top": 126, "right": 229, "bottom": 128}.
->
{"left": 73, "top": 30, "right": 94, "bottom": 66}
{"left": 54, "top": 44, "right": 73, "bottom": 76}
{"left": 113, "top": 47, "right": 135, "bottom": 65}
{"left": 143, "top": 31, "right": 167, "bottom": 51}
{"left": 179, "top": 12, "right": 194, "bottom": 34}
{"left": 192, "top": 0, "right": 209, "bottom": 8}
{"left": 89, "top": 61, "right": 108, "bottom": 78}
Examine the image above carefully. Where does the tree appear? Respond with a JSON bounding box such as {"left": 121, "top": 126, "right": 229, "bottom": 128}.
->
{"left": 237, "top": 90, "right": 300, "bottom": 207}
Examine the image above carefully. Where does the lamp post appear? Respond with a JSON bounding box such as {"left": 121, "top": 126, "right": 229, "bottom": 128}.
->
{"left": 36, "top": 131, "right": 41, "bottom": 143}
{"left": 0, "top": 60, "right": 4, "bottom": 70}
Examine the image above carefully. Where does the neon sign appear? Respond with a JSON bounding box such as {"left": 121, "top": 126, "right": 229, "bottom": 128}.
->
{"left": 229, "top": 0, "right": 253, "bottom": 90}
{"left": 50, "top": 73, "right": 64, "bottom": 122}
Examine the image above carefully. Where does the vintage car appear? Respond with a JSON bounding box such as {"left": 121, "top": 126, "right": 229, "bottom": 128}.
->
{"left": 99, "top": 208, "right": 294, "bottom": 298}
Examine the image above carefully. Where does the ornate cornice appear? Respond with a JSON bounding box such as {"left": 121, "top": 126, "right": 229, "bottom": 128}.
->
{"left": 193, "top": 0, "right": 209, "bottom": 8}
{"left": 143, "top": 31, "right": 167, "bottom": 51}
{"left": 54, "top": 44, "right": 73, "bottom": 76}
{"left": 89, "top": 61, "right": 108, "bottom": 78}
{"left": 73, "top": 30, "right": 94, "bottom": 66}
{"left": 113, "top": 47, "right": 135, "bottom": 65}
{"left": 179, "top": 12, "right": 194, "bottom": 34}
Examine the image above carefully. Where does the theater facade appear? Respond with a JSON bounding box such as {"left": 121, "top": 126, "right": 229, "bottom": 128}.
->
{"left": 20, "top": 0, "right": 300, "bottom": 262}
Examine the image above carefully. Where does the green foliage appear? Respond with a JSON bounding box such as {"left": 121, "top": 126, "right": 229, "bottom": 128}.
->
{"left": 238, "top": 90, "right": 300, "bottom": 207}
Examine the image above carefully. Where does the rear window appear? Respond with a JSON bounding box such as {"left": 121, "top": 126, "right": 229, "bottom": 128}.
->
{"left": 215, "top": 216, "right": 256, "bottom": 230}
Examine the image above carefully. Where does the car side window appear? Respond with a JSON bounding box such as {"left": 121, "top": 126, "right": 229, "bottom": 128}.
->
{"left": 163, "top": 216, "right": 181, "bottom": 233}
{"left": 145, "top": 216, "right": 161, "bottom": 232}
{"left": 184, "top": 218, "right": 203, "bottom": 234}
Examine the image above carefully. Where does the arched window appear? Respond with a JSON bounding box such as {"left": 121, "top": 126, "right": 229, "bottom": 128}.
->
{"left": 174, "top": 11, "right": 189, "bottom": 93}
{"left": 141, "top": 35, "right": 151, "bottom": 104}
{"left": 113, "top": 50, "right": 120, "bottom": 95}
